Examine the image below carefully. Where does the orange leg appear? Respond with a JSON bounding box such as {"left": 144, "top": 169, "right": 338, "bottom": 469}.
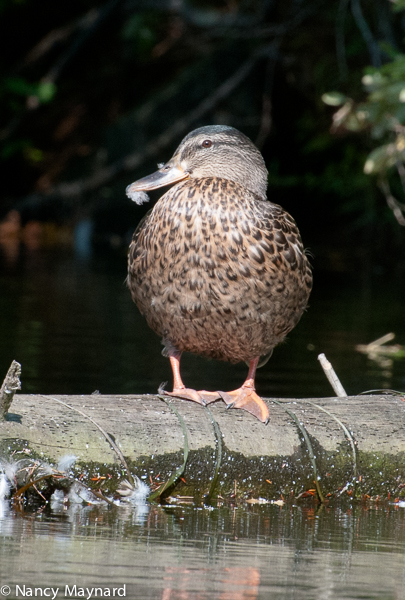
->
{"left": 161, "top": 351, "right": 221, "bottom": 406}
{"left": 217, "top": 357, "right": 269, "bottom": 424}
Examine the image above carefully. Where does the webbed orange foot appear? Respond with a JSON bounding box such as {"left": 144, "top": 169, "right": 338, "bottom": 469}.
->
{"left": 164, "top": 350, "right": 221, "bottom": 406}
{"left": 162, "top": 387, "right": 221, "bottom": 406}
{"left": 218, "top": 387, "right": 269, "bottom": 423}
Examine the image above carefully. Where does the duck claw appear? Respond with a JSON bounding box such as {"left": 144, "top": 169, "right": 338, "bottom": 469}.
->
{"left": 218, "top": 388, "right": 269, "bottom": 423}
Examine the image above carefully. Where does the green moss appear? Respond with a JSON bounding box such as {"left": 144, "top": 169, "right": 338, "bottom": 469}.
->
{"left": 2, "top": 436, "right": 405, "bottom": 505}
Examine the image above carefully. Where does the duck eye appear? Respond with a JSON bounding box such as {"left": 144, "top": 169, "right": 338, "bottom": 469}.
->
{"left": 202, "top": 139, "right": 212, "bottom": 148}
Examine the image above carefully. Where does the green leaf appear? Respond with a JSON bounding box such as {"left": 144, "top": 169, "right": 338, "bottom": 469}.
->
{"left": 364, "top": 144, "right": 399, "bottom": 174}
{"left": 391, "top": 0, "right": 405, "bottom": 12}
{"left": 37, "top": 81, "right": 56, "bottom": 103}
{"left": 321, "top": 91, "right": 347, "bottom": 106}
{"left": 4, "top": 76, "right": 35, "bottom": 96}
{"left": 24, "top": 147, "right": 44, "bottom": 162}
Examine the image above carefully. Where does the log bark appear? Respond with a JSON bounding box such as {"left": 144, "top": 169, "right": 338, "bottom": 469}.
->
{"left": 1, "top": 392, "right": 405, "bottom": 502}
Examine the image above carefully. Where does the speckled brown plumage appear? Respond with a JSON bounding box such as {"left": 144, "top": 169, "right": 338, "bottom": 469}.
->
{"left": 126, "top": 125, "right": 312, "bottom": 423}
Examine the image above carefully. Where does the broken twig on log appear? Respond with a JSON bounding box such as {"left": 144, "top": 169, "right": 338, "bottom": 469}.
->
{"left": 318, "top": 353, "right": 347, "bottom": 397}
{"left": 0, "top": 361, "right": 22, "bottom": 421}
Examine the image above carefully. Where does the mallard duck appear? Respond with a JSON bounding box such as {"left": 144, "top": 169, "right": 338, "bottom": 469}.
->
{"left": 126, "top": 125, "right": 312, "bottom": 423}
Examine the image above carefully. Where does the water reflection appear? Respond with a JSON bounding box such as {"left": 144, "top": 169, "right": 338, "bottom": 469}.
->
{"left": 0, "top": 246, "right": 403, "bottom": 399}
{"left": 1, "top": 232, "right": 405, "bottom": 599}
{"left": 0, "top": 502, "right": 405, "bottom": 599}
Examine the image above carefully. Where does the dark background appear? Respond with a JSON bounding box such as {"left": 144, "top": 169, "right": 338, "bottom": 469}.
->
{"left": 0, "top": 0, "right": 404, "bottom": 408}
{"left": 0, "top": 0, "right": 404, "bottom": 280}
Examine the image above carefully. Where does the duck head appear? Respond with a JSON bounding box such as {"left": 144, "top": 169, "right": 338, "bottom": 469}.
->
{"left": 126, "top": 125, "right": 268, "bottom": 202}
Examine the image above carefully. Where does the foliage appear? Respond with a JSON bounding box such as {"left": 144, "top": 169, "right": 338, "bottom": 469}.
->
{"left": 0, "top": 77, "right": 56, "bottom": 159}
{"left": 0, "top": 0, "right": 403, "bottom": 268}
{"left": 323, "top": 45, "right": 405, "bottom": 225}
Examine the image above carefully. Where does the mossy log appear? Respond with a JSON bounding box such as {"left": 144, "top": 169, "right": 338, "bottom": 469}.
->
{"left": 1, "top": 393, "right": 405, "bottom": 502}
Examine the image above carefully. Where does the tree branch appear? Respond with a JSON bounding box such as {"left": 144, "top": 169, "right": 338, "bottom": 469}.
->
{"left": 351, "top": 0, "right": 381, "bottom": 67}
{"left": 15, "top": 51, "right": 270, "bottom": 207}
{"left": 379, "top": 178, "right": 405, "bottom": 226}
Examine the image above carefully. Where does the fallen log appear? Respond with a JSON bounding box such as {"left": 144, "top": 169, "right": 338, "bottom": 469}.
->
{"left": 1, "top": 392, "right": 405, "bottom": 503}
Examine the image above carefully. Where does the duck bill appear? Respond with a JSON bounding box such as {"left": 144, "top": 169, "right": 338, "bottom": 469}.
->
{"left": 126, "top": 164, "right": 189, "bottom": 195}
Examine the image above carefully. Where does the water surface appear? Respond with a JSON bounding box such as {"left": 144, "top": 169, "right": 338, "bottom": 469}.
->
{"left": 0, "top": 246, "right": 404, "bottom": 399}
{"left": 0, "top": 245, "right": 404, "bottom": 600}
{"left": 1, "top": 502, "right": 405, "bottom": 599}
